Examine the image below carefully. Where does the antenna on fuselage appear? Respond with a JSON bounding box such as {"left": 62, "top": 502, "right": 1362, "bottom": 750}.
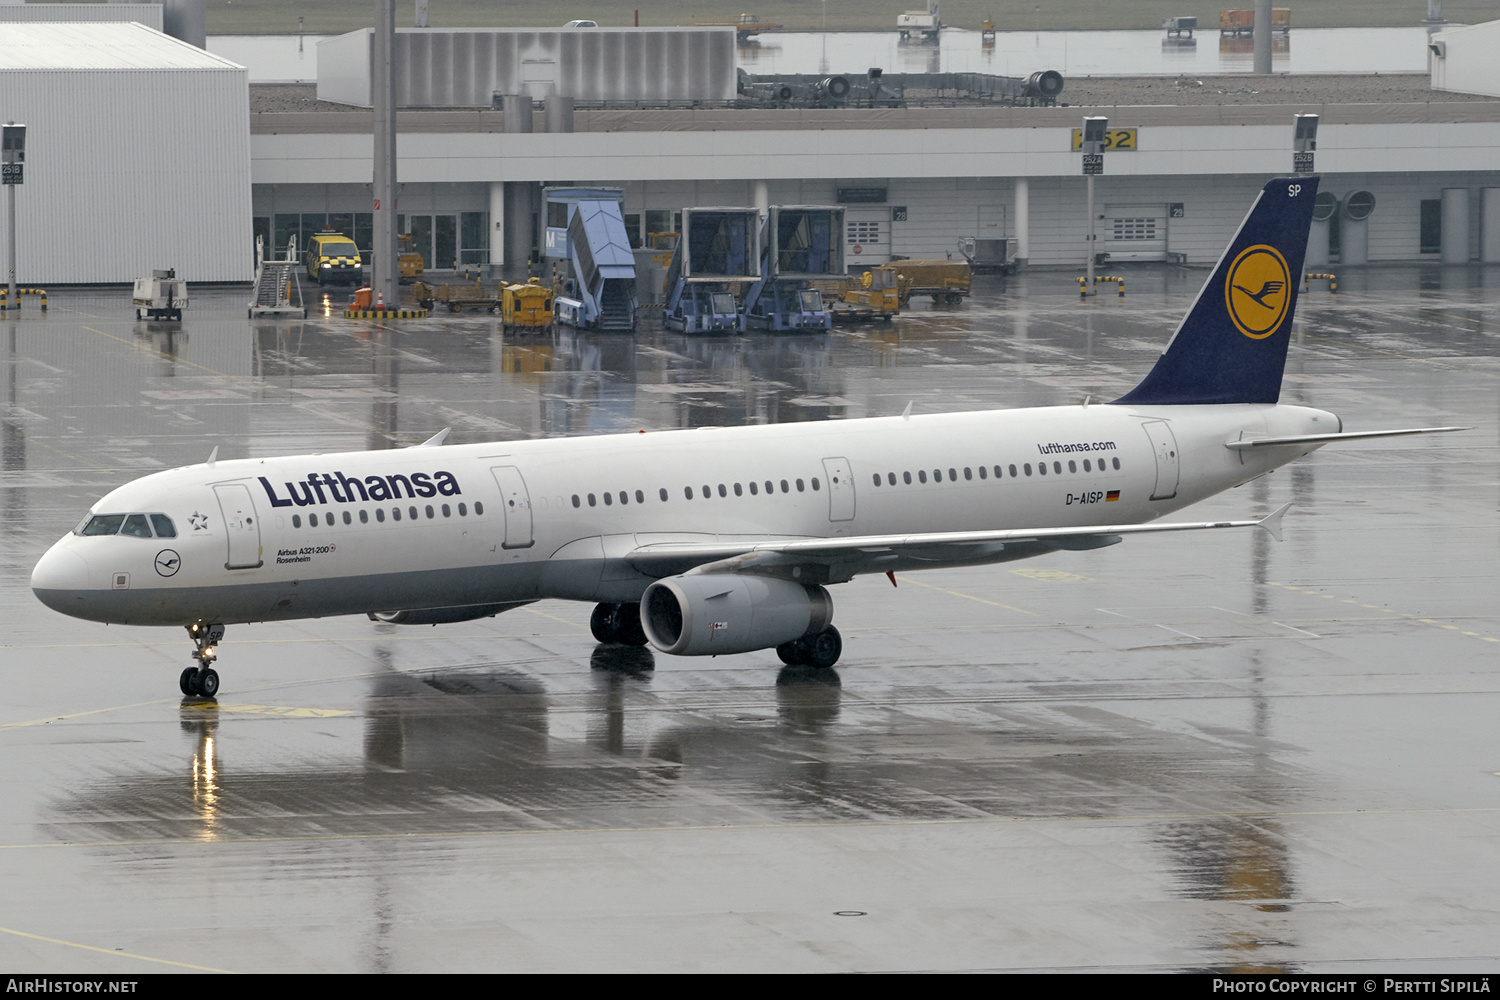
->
{"left": 416, "top": 427, "right": 451, "bottom": 448}
{"left": 206, "top": 446, "right": 217, "bottom": 467}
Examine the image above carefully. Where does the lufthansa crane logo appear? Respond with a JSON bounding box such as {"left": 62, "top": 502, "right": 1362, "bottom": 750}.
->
{"left": 154, "top": 549, "right": 181, "bottom": 577}
{"left": 1224, "top": 244, "right": 1291, "bottom": 340}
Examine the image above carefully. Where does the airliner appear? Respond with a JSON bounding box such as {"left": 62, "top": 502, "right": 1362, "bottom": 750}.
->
{"left": 31, "top": 177, "right": 1462, "bottom": 697}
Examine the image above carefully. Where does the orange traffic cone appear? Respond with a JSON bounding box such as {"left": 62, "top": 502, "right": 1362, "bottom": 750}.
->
{"left": 375, "top": 289, "right": 385, "bottom": 312}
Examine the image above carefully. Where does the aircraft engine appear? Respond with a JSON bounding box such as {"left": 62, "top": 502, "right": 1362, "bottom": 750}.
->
{"left": 641, "top": 574, "right": 832, "bottom": 656}
{"left": 369, "top": 601, "right": 531, "bottom": 625}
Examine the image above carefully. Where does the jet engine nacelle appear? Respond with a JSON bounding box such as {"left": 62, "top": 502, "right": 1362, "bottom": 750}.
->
{"left": 641, "top": 574, "right": 832, "bottom": 656}
{"left": 369, "top": 601, "right": 531, "bottom": 625}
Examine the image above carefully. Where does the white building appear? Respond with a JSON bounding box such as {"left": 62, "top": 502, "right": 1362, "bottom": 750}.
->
{"left": 0, "top": 21, "right": 251, "bottom": 283}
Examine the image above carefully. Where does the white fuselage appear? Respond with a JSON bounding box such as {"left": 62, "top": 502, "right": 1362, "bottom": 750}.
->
{"left": 30, "top": 401, "right": 1335, "bottom": 628}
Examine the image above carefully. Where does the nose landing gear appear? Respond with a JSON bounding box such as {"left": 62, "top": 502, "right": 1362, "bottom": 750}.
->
{"left": 181, "top": 622, "right": 225, "bottom": 698}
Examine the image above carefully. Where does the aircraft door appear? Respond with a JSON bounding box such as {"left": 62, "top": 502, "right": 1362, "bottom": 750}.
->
{"left": 821, "top": 457, "right": 855, "bottom": 522}
{"left": 1142, "top": 420, "right": 1180, "bottom": 500}
{"left": 213, "top": 482, "right": 264, "bottom": 569}
{"left": 490, "top": 466, "right": 534, "bottom": 549}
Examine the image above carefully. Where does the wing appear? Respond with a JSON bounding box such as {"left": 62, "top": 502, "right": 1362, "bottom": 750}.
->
{"left": 625, "top": 505, "right": 1292, "bottom": 582}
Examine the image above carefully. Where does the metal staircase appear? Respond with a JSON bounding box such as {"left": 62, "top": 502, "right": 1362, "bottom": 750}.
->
{"left": 248, "top": 237, "right": 307, "bottom": 318}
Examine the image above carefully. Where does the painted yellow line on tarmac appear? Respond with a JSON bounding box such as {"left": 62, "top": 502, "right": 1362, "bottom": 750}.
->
{"left": 1266, "top": 583, "right": 1497, "bottom": 643}
{"left": 896, "top": 575, "right": 1038, "bottom": 616}
{"left": 0, "top": 924, "right": 236, "bottom": 973}
{"left": 192, "top": 703, "right": 355, "bottom": 718}
{"left": 83, "top": 325, "right": 255, "bottom": 386}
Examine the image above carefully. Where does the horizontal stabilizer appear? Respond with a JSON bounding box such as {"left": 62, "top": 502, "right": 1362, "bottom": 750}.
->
{"left": 1226, "top": 426, "right": 1469, "bottom": 450}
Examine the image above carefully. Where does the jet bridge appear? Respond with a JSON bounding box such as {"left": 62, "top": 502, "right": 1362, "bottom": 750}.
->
{"left": 543, "top": 187, "right": 638, "bottom": 332}
{"left": 742, "top": 206, "right": 843, "bottom": 332}
{"left": 662, "top": 207, "right": 760, "bottom": 334}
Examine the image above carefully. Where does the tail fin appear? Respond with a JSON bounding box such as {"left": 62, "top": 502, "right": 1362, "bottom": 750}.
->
{"left": 1114, "top": 176, "right": 1319, "bottom": 406}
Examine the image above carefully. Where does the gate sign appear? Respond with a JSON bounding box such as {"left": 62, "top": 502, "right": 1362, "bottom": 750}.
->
{"left": 543, "top": 226, "right": 570, "bottom": 259}
{"left": 1, "top": 124, "right": 24, "bottom": 186}
{"left": 1071, "top": 127, "right": 1136, "bottom": 151}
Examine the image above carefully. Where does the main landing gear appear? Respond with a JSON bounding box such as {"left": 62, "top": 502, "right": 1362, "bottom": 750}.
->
{"left": 181, "top": 622, "right": 225, "bottom": 698}
{"left": 590, "top": 602, "right": 649, "bottom": 646}
{"left": 777, "top": 625, "right": 843, "bottom": 669}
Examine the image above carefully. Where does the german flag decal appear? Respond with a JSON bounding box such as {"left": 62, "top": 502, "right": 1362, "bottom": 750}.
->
{"left": 1106, "top": 490, "right": 1120, "bottom": 501}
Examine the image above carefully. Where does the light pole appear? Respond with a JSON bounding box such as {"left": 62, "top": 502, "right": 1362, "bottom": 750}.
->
{"left": 1, "top": 124, "right": 24, "bottom": 308}
{"left": 1080, "top": 116, "right": 1106, "bottom": 294}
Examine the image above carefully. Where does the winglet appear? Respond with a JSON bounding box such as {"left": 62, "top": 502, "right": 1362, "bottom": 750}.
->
{"left": 1257, "top": 502, "right": 1292, "bottom": 542}
{"left": 416, "top": 428, "right": 451, "bottom": 448}
{"left": 206, "top": 446, "right": 218, "bottom": 468}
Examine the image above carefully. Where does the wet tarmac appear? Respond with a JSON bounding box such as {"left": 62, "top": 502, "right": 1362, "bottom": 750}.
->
{"left": 1, "top": 265, "right": 1497, "bottom": 972}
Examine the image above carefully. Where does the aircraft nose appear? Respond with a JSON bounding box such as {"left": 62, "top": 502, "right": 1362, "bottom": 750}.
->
{"left": 31, "top": 545, "right": 92, "bottom": 612}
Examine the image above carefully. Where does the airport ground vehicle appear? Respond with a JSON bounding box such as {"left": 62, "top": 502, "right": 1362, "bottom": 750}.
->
{"left": 132, "top": 268, "right": 187, "bottom": 321}
{"left": 303, "top": 231, "right": 363, "bottom": 285}
{"left": 501, "top": 279, "right": 555, "bottom": 330}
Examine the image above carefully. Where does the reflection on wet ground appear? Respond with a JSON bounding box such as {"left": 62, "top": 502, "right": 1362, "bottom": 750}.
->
{"left": 1, "top": 265, "right": 1497, "bottom": 971}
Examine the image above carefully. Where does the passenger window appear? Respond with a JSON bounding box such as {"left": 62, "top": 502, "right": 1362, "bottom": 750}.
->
{"left": 376, "top": 509, "right": 386, "bottom": 523}
{"left": 795, "top": 479, "right": 805, "bottom": 492}
{"left": 409, "top": 506, "right": 419, "bottom": 520}
{"left": 426, "top": 505, "right": 435, "bottom": 518}
{"left": 659, "top": 488, "right": 668, "bottom": 501}
{"left": 394, "top": 508, "right": 403, "bottom": 521}
{"left": 903, "top": 471, "right": 911, "bottom": 485}
{"left": 604, "top": 492, "right": 613, "bottom": 506}
{"left": 360, "top": 509, "right": 369, "bottom": 523}
{"left": 918, "top": 471, "right": 927, "bottom": 483}
{"left": 1053, "top": 462, "right": 1062, "bottom": 474}
{"left": 872, "top": 474, "right": 881, "bottom": 486}
{"left": 458, "top": 503, "right": 468, "bottom": 516}
{"left": 1038, "top": 463, "right": 1047, "bottom": 476}
{"left": 121, "top": 514, "right": 153, "bottom": 538}
{"left": 474, "top": 502, "right": 484, "bottom": 515}
{"left": 718, "top": 484, "right": 727, "bottom": 497}
{"left": 995, "top": 465, "right": 1003, "bottom": 479}
{"left": 948, "top": 468, "right": 957, "bottom": 481}
{"left": 1112, "top": 457, "right": 1121, "bottom": 470}
{"left": 1083, "top": 459, "right": 1092, "bottom": 472}
{"left": 733, "top": 483, "right": 743, "bottom": 497}
{"left": 811, "top": 478, "right": 820, "bottom": 491}
{"left": 344, "top": 511, "right": 353, "bottom": 524}
{"left": 764, "top": 481, "right": 774, "bottom": 494}
{"left": 932, "top": 470, "right": 942, "bottom": 483}
{"left": 292, "top": 514, "right": 302, "bottom": 528}
{"left": 309, "top": 512, "right": 320, "bottom": 527}
{"left": 150, "top": 514, "right": 177, "bottom": 538}
{"left": 1068, "top": 461, "right": 1077, "bottom": 473}
{"left": 685, "top": 486, "right": 694, "bottom": 499}
{"left": 636, "top": 490, "right": 644, "bottom": 504}
{"left": 750, "top": 481, "right": 759, "bottom": 495}
{"left": 703, "top": 484, "right": 712, "bottom": 498}
{"left": 572, "top": 495, "right": 581, "bottom": 508}
{"left": 588, "top": 494, "right": 597, "bottom": 507}
{"left": 442, "top": 504, "right": 450, "bottom": 517}
{"left": 887, "top": 473, "right": 896, "bottom": 485}
{"left": 963, "top": 468, "right": 972, "bottom": 481}
{"left": 619, "top": 491, "right": 628, "bottom": 505}
{"left": 1009, "top": 465, "right": 1018, "bottom": 478}
{"left": 1024, "top": 464, "right": 1033, "bottom": 476}
{"left": 978, "top": 466, "right": 987, "bottom": 479}
{"left": 780, "top": 480, "right": 789, "bottom": 493}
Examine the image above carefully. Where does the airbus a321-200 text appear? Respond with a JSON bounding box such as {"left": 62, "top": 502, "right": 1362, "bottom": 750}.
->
{"left": 31, "top": 177, "right": 1463, "bottom": 697}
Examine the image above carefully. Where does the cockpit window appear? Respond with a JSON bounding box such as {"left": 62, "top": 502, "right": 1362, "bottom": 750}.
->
{"left": 121, "top": 514, "right": 153, "bottom": 538}
{"left": 76, "top": 512, "right": 177, "bottom": 538}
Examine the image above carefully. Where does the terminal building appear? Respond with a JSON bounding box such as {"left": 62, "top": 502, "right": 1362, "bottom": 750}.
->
{"left": 3, "top": 15, "right": 1500, "bottom": 283}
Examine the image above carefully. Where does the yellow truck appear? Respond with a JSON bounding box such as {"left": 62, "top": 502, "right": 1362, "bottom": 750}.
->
{"left": 397, "top": 233, "right": 424, "bottom": 282}
{"left": 501, "top": 279, "right": 555, "bottom": 331}
{"left": 886, "top": 258, "right": 972, "bottom": 305}
{"left": 812, "top": 267, "right": 901, "bottom": 323}
{"left": 304, "top": 231, "right": 363, "bottom": 285}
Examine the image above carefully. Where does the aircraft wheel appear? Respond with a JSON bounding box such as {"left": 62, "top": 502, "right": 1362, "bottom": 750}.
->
{"left": 589, "top": 603, "right": 619, "bottom": 644}
{"left": 776, "top": 640, "right": 803, "bottom": 666}
{"left": 806, "top": 626, "right": 842, "bottom": 669}
{"left": 180, "top": 666, "right": 200, "bottom": 696}
{"left": 614, "top": 603, "right": 649, "bottom": 647}
{"left": 197, "top": 668, "right": 220, "bottom": 699}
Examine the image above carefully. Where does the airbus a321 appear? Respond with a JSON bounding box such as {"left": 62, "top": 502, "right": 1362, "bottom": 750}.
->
{"left": 31, "top": 177, "right": 1462, "bottom": 697}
